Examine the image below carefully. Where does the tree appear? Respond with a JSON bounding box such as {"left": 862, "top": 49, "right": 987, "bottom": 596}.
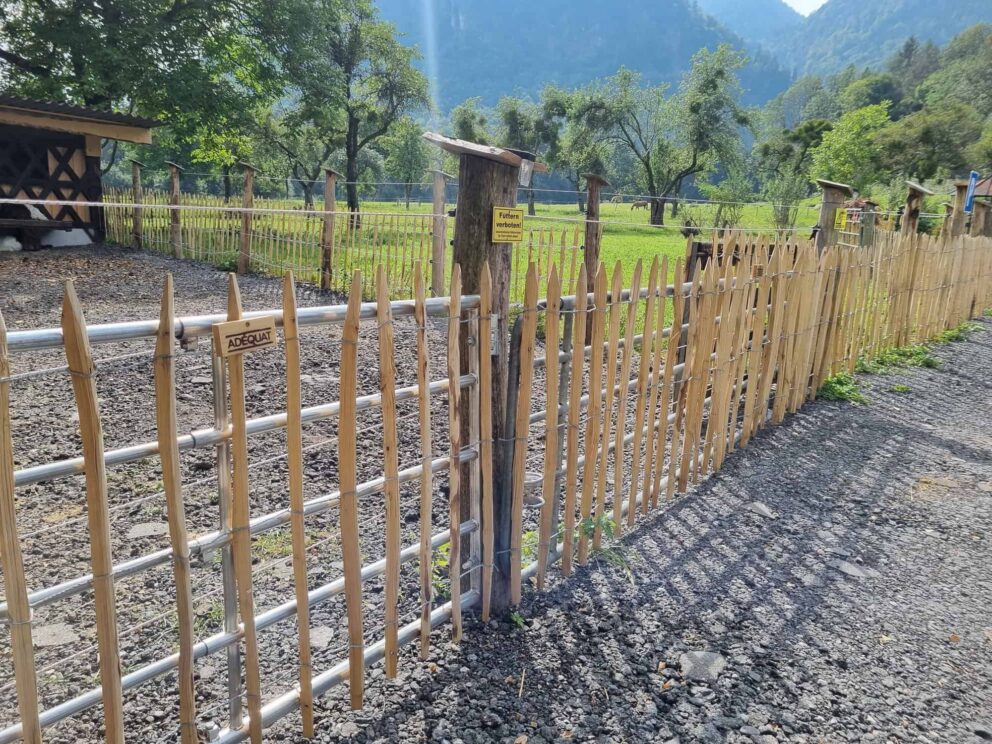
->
{"left": 383, "top": 117, "right": 429, "bottom": 208}
{"left": 449, "top": 98, "right": 492, "bottom": 143}
{"left": 330, "top": 0, "right": 429, "bottom": 214}
{"left": 810, "top": 103, "right": 891, "bottom": 192}
{"left": 875, "top": 102, "right": 982, "bottom": 181}
{"left": 494, "top": 97, "right": 558, "bottom": 215}
{"left": 0, "top": 0, "right": 293, "bottom": 171}
{"left": 542, "top": 86, "right": 610, "bottom": 213}
{"left": 580, "top": 46, "right": 750, "bottom": 225}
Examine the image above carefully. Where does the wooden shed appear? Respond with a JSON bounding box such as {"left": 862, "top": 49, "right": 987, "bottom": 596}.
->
{"left": 0, "top": 96, "right": 159, "bottom": 248}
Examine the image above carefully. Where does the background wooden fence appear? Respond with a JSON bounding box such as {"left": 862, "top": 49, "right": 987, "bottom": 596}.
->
{"left": 1, "top": 231, "right": 990, "bottom": 741}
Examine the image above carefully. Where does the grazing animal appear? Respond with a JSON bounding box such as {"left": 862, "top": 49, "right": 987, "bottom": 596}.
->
{"left": 631, "top": 200, "right": 650, "bottom": 210}
{"left": 609, "top": 195, "right": 623, "bottom": 205}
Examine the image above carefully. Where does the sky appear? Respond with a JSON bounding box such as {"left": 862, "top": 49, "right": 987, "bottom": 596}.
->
{"left": 783, "top": 0, "right": 828, "bottom": 14}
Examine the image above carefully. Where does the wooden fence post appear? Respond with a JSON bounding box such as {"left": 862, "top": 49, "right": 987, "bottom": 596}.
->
{"left": 130, "top": 159, "right": 144, "bottom": 250}
{"left": 422, "top": 132, "right": 546, "bottom": 615}
{"left": 320, "top": 169, "right": 340, "bottom": 290}
{"left": 166, "top": 161, "right": 183, "bottom": 258}
{"left": 902, "top": 181, "right": 934, "bottom": 236}
{"left": 0, "top": 311, "right": 41, "bottom": 744}
{"left": 940, "top": 202, "right": 955, "bottom": 240}
{"left": 237, "top": 163, "right": 255, "bottom": 274}
{"left": 815, "top": 179, "right": 853, "bottom": 252}
{"left": 583, "top": 174, "right": 608, "bottom": 295}
{"left": 951, "top": 179, "right": 970, "bottom": 237}
{"left": 430, "top": 169, "right": 453, "bottom": 297}
{"left": 970, "top": 199, "right": 989, "bottom": 237}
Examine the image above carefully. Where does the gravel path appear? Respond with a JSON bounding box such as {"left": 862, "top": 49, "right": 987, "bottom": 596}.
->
{"left": 294, "top": 319, "right": 992, "bottom": 744}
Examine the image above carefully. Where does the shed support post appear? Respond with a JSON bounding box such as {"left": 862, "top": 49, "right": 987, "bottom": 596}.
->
{"left": 167, "top": 162, "right": 183, "bottom": 259}
{"left": 237, "top": 163, "right": 254, "bottom": 274}
{"left": 320, "top": 169, "right": 339, "bottom": 291}
{"left": 130, "top": 160, "right": 143, "bottom": 250}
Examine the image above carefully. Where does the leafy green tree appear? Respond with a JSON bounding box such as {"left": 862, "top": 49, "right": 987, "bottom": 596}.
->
{"left": 810, "top": 103, "right": 892, "bottom": 192}
{"left": 580, "top": 46, "right": 750, "bottom": 225}
{"left": 330, "top": 0, "right": 429, "bottom": 213}
{"left": 875, "top": 102, "right": 982, "bottom": 181}
{"left": 840, "top": 74, "right": 902, "bottom": 113}
{"left": 449, "top": 98, "right": 492, "bottom": 143}
{"left": 383, "top": 117, "right": 429, "bottom": 208}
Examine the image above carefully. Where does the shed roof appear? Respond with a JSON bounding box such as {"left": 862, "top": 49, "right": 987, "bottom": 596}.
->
{"left": 0, "top": 95, "right": 160, "bottom": 144}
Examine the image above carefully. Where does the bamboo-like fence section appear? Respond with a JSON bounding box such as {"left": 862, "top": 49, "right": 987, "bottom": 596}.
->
{"left": 0, "top": 231, "right": 990, "bottom": 741}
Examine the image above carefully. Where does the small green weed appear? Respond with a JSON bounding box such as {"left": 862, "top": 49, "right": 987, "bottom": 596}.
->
{"left": 253, "top": 529, "right": 294, "bottom": 560}
{"left": 817, "top": 373, "right": 867, "bottom": 404}
{"left": 431, "top": 543, "right": 451, "bottom": 601}
{"left": 889, "top": 383, "right": 912, "bottom": 394}
{"left": 933, "top": 322, "right": 980, "bottom": 344}
{"left": 509, "top": 610, "right": 526, "bottom": 629}
{"left": 857, "top": 344, "right": 940, "bottom": 373}
{"left": 983, "top": 308, "right": 992, "bottom": 318}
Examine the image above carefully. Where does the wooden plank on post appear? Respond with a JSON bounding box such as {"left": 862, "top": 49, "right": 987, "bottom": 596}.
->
{"left": 237, "top": 164, "right": 255, "bottom": 274}
{"left": 154, "top": 275, "right": 198, "bottom": 744}
{"left": 478, "top": 262, "right": 495, "bottom": 621}
{"left": 561, "top": 263, "right": 588, "bottom": 575}
{"left": 537, "top": 266, "right": 561, "bottom": 590}
{"left": 628, "top": 258, "right": 658, "bottom": 524}
{"left": 594, "top": 263, "right": 624, "bottom": 548}
{"left": 223, "top": 274, "right": 264, "bottom": 743}
{"left": 167, "top": 161, "right": 183, "bottom": 259}
{"left": 577, "top": 264, "right": 607, "bottom": 564}
{"left": 375, "top": 265, "right": 402, "bottom": 676}
{"left": 61, "top": 281, "right": 125, "bottom": 744}
{"left": 320, "top": 170, "right": 339, "bottom": 290}
{"left": 0, "top": 310, "right": 41, "bottom": 744}
{"left": 447, "top": 265, "right": 463, "bottom": 635}
{"left": 612, "top": 261, "right": 642, "bottom": 532}
{"left": 280, "top": 272, "right": 315, "bottom": 737}
{"left": 413, "top": 265, "right": 434, "bottom": 653}
{"left": 510, "top": 264, "right": 539, "bottom": 603}
{"left": 340, "top": 272, "right": 366, "bottom": 707}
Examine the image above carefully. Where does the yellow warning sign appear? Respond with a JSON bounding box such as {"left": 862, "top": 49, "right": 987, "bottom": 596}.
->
{"left": 834, "top": 209, "right": 848, "bottom": 230}
{"left": 492, "top": 207, "right": 525, "bottom": 243}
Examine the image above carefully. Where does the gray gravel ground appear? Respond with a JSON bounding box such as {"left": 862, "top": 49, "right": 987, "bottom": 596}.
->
{"left": 292, "top": 319, "right": 992, "bottom": 744}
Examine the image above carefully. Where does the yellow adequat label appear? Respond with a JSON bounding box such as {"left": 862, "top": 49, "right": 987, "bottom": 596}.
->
{"left": 212, "top": 316, "right": 278, "bottom": 357}
{"left": 492, "top": 207, "right": 524, "bottom": 243}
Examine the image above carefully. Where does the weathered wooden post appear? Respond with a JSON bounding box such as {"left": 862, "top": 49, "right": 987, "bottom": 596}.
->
{"left": 951, "top": 179, "right": 970, "bottom": 237}
{"left": 814, "top": 179, "right": 853, "bottom": 252}
{"left": 583, "top": 174, "right": 608, "bottom": 296}
{"left": 970, "top": 199, "right": 989, "bottom": 237}
{"left": 166, "top": 161, "right": 183, "bottom": 259}
{"left": 430, "top": 169, "right": 454, "bottom": 296}
{"left": 237, "top": 162, "right": 255, "bottom": 274}
{"left": 423, "top": 132, "right": 546, "bottom": 614}
{"left": 130, "top": 159, "right": 144, "bottom": 250}
{"left": 320, "top": 168, "right": 340, "bottom": 290}
{"left": 860, "top": 199, "right": 878, "bottom": 248}
{"left": 940, "top": 202, "right": 955, "bottom": 240}
{"left": 901, "top": 181, "right": 934, "bottom": 236}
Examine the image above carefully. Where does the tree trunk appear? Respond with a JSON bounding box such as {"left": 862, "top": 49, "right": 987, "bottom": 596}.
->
{"left": 301, "top": 182, "right": 315, "bottom": 211}
{"left": 223, "top": 166, "right": 232, "bottom": 204}
{"left": 575, "top": 187, "right": 585, "bottom": 214}
{"left": 650, "top": 197, "right": 666, "bottom": 226}
{"left": 527, "top": 188, "right": 536, "bottom": 216}
{"left": 671, "top": 200, "right": 679, "bottom": 218}
{"left": 404, "top": 184, "right": 411, "bottom": 210}
{"left": 346, "top": 114, "right": 361, "bottom": 227}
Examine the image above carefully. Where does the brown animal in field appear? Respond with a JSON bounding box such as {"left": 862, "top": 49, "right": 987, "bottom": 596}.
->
{"left": 631, "top": 200, "right": 650, "bottom": 210}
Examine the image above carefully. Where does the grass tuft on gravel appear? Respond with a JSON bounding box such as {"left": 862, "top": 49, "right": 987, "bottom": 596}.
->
{"left": 857, "top": 344, "right": 941, "bottom": 373}
{"left": 889, "top": 383, "right": 912, "bottom": 394}
{"left": 817, "top": 372, "right": 867, "bottom": 404}
{"left": 932, "top": 322, "right": 981, "bottom": 344}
